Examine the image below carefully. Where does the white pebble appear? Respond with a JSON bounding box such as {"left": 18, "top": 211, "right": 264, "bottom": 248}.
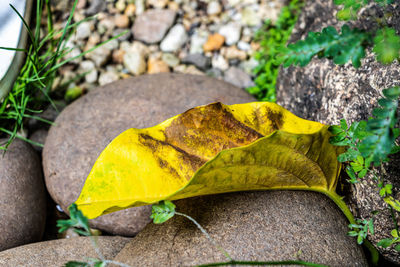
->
{"left": 160, "top": 24, "right": 188, "bottom": 52}
{"left": 219, "top": 22, "right": 241, "bottom": 45}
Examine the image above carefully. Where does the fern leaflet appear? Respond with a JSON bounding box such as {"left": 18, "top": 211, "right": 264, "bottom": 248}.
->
{"left": 280, "top": 24, "right": 370, "bottom": 68}
{"left": 358, "top": 87, "right": 400, "bottom": 165}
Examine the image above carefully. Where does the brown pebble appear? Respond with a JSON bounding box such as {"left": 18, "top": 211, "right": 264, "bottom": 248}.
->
{"left": 147, "top": 58, "right": 170, "bottom": 74}
{"left": 112, "top": 49, "right": 126, "bottom": 64}
{"left": 203, "top": 33, "right": 225, "bottom": 52}
{"left": 115, "top": 14, "right": 130, "bottom": 28}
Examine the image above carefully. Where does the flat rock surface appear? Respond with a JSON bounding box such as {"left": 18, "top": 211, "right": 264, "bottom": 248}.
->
{"left": 0, "top": 236, "right": 130, "bottom": 266}
{"left": 276, "top": 1, "right": 400, "bottom": 263}
{"left": 0, "top": 139, "right": 46, "bottom": 252}
{"left": 112, "top": 191, "right": 367, "bottom": 267}
{"left": 43, "top": 73, "right": 255, "bottom": 236}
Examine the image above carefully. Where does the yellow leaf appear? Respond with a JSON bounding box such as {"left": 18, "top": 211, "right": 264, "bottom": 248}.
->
{"left": 75, "top": 102, "right": 341, "bottom": 219}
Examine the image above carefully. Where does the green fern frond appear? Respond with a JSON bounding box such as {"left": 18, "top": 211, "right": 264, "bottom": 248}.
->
{"left": 358, "top": 87, "right": 400, "bottom": 165}
{"left": 280, "top": 24, "right": 370, "bottom": 68}
{"left": 373, "top": 27, "right": 400, "bottom": 64}
{"left": 374, "top": 0, "right": 394, "bottom": 4}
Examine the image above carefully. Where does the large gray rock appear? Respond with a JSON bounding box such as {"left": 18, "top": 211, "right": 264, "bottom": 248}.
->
{"left": 43, "top": 73, "right": 256, "bottom": 236}
{"left": 113, "top": 191, "right": 367, "bottom": 267}
{"left": 0, "top": 139, "right": 46, "bottom": 252}
{"left": 132, "top": 9, "right": 176, "bottom": 44}
{"left": 276, "top": 0, "right": 400, "bottom": 263}
{"left": 0, "top": 236, "right": 130, "bottom": 266}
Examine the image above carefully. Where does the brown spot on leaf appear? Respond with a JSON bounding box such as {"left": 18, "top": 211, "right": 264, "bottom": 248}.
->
{"left": 138, "top": 133, "right": 206, "bottom": 179}
{"left": 265, "top": 108, "right": 284, "bottom": 131}
{"left": 164, "top": 102, "right": 263, "bottom": 158}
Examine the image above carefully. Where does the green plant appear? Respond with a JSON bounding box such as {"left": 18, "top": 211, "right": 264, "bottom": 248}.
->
{"left": 328, "top": 87, "right": 400, "bottom": 252}
{"left": 247, "top": 0, "right": 303, "bottom": 102}
{"left": 280, "top": 25, "right": 370, "bottom": 68}
{"left": 280, "top": 1, "right": 400, "bottom": 68}
{"left": 58, "top": 204, "right": 131, "bottom": 267}
{"left": 279, "top": 0, "right": 400, "bottom": 258}
{"left": 0, "top": 0, "right": 126, "bottom": 150}
{"left": 348, "top": 217, "right": 375, "bottom": 245}
{"left": 377, "top": 229, "right": 400, "bottom": 251}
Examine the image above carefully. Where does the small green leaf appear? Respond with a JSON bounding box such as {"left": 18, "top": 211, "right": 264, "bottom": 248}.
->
{"left": 93, "top": 262, "right": 107, "bottom": 267}
{"left": 340, "top": 119, "right": 348, "bottom": 130}
{"left": 150, "top": 200, "right": 176, "bottom": 224}
{"left": 358, "top": 168, "right": 368, "bottom": 178}
{"left": 329, "top": 125, "right": 344, "bottom": 135}
{"left": 346, "top": 166, "right": 358, "bottom": 183}
{"left": 338, "top": 149, "right": 359, "bottom": 162}
{"left": 57, "top": 203, "right": 91, "bottom": 236}
{"left": 348, "top": 231, "right": 359, "bottom": 237}
{"left": 349, "top": 223, "right": 363, "bottom": 229}
{"left": 368, "top": 219, "right": 374, "bottom": 235}
{"left": 336, "top": 8, "right": 355, "bottom": 20}
{"left": 334, "top": 0, "right": 369, "bottom": 21}
{"left": 383, "top": 86, "right": 400, "bottom": 100}
{"left": 395, "top": 244, "right": 400, "bottom": 251}
{"left": 65, "top": 86, "right": 83, "bottom": 102}
{"left": 391, "top": 229, "right": 399, "bottom": 238}
{"left": 357, "top": 233, "right": 364, "bottom": 244}
{"left": 65, "top": 261, "right": 90, "bottom": 267}
{"left": 384, "top": 196, "right": 400, "bottom": 212}
{"left": 377, "top": 238, "right": 393, "bottom": 248}
{"left": 373, "top": 27, "right": 400, "bottom": 64}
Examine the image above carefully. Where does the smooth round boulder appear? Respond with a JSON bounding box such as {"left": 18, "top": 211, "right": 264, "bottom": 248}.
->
{"left": 112, "top": 191, "right": 367, "bottom": 266}
{"left": 0, "top": 236, "right": 130, "bottom": 266}
{"left": 43, "top": 73, "right": 256, "bottom": 236}
{"left": 0, "top": 139, "right": 46, "bottom": 251}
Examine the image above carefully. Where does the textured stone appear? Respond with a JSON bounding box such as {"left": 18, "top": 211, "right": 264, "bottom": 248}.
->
{"left": 0, "top": 139, "right": 46, "bottom": 252}
{"left": 113, "top": 191, "right": 367, "bottom": 267}
{"left": 182, "top": 53, "right": 211, "bottom": 70}
{"left": 29, "top": 129, "right": 48, "bottom": 152}
{"left": 123, "top": 49, "right": 146, "bottom": 76}
{"left": 211, "top": 54, "right": 229, "bottom": 71}
{"left": 76, "top": 21, "right": 93, "bottom": 40}
{"left": 190, "top": 30, "right": 208, "bottom": 54}
{"left": 0, "top": 236, "right": 130, "bottom": 266}
{"left": 43, "top": 73, "right": 255, "bottom": 236}
{"left": 160, "top": 24, "right": 188, "bottom": 52}
{"left": 207, "top": 1, "right": 222, "bottom": 15}
{"left": 218, "top": 22, "right": 241, "bottom": 46}
{"left": 79, "top": 60, "right": 98, "bottom": 83}
{"left": 162, "top": 53, "right": 180, "bottom": 67}
{"left": 132, "top": 9, "right": 176, "bottom": 44}
{"left": 224, "top": 66, "right": 254, "bottom": 88}
{"left": 85, "top": 0, "right": 106, "bottom": 15}
{"left": 98, "top": 70, "right": 119, "bottom": 86}
{"left": 85, "top": 46, "right": 111, "bottom": 67}
{"left": 276, "top": 1, "right": 400, "bottom": 264}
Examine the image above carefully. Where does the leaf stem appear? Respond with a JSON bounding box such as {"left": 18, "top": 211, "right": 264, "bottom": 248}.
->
{"left": 175, "top": 212, "right": 233, "bottom": 261}
{"left": 324, "top": 191, "right": 379, "bottom": 265}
